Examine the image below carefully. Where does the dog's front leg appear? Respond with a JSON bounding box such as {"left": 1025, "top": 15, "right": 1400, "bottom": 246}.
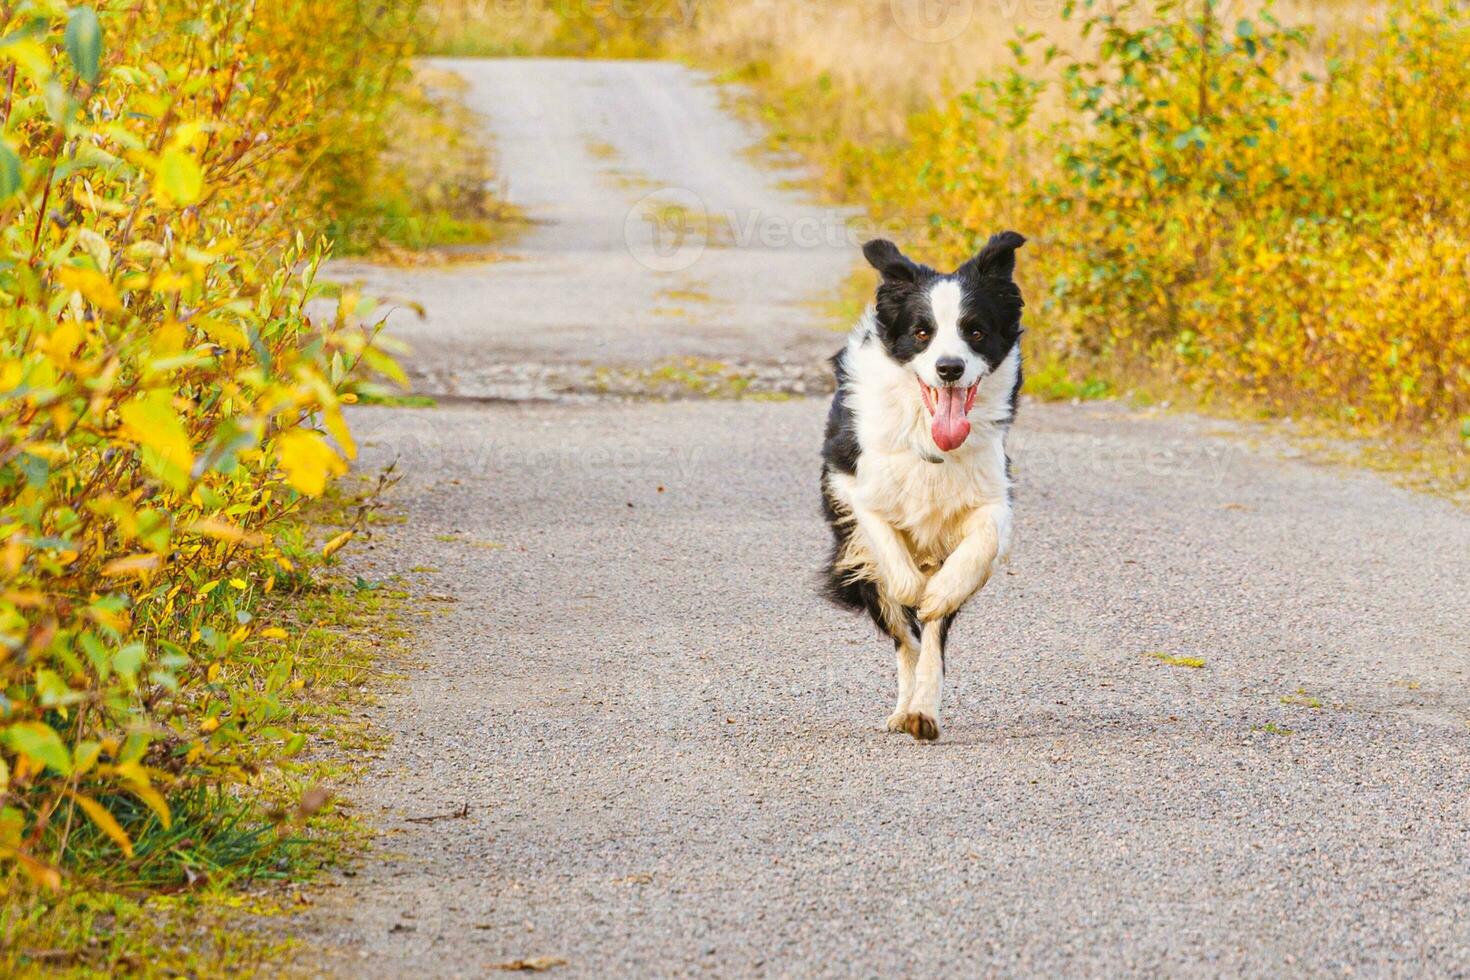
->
{"left": 918, "top": 503, "right": 1011, "bottom": 623}
{"left": 886, "top": 638, "right": 919, "bottom": 732}
{"left": 850, "top": 505, "right": 925, "bottom": 606}
{"left": 898, "top": 620, "right": 944, "bottom": 741}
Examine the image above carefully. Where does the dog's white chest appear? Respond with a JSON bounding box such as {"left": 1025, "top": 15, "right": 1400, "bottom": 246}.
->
{"left": 854, "top": 440, "right": 1008, "bottom": 560}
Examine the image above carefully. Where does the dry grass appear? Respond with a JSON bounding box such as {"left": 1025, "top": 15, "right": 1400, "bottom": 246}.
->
{"left": 334, "top": 63, "right": 524, "bottom": 255}
{"left": 423, "top": 0, "right": 1380, "bottom": 139}
{"left": 676, "top": 0, "right": 1383, "bottom": 146}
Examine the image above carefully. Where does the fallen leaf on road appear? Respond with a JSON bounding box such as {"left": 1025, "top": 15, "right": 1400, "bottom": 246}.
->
{"left": 1144, "top": 651, "right": 1206, "bottom": 669}
{"left": 488, "top": 956, "right": 567, "bottom": 971}
{"left": 405, "top": 800, "right": 471, "bottom": 823}
{"left": 295, "top": 785, "right": 332, "bottom": 820}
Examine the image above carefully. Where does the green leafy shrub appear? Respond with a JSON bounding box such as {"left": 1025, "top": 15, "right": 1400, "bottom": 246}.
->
{"left": 0, "top": 0, "right": 410, "bottom": 891}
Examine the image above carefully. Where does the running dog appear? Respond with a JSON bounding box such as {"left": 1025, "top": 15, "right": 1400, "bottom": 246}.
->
{"left": 821, "top": 233, "right": 1026, "bottom": 741}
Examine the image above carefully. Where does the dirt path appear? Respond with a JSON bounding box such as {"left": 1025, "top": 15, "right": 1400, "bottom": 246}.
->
{"left": 297, "top": 60, "right": 1470, "bottom": 976}
{"left": 330, "top": 57, "right": 857, "bottom": 401}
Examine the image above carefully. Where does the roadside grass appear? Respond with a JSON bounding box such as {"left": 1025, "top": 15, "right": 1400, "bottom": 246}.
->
{"left": 331, "top": 64, "right": 525, "bottom": 258}
{"left": 357, "top": 393, "right": 440, "bottom": 409}
{"left": 1, "top": 479, "right": 411, "bottom": 975}
{"left": 589, "top": 357, "right": 813, "bottom": 400}
{"left": 0, "top": 0, "right": 479, "bottom": 967}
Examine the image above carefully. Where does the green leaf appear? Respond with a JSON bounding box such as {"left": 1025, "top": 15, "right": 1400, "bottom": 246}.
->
{"left": 1235, "top": 18, "right": 1255, "bottom": 39}
{"left": 65, "top": 6, "right": 103, "bottom": 85}
{"left": 0, "top": 142, "right": 20, "bottom": 201}
{"left": 4, "top": 722, "right": 73, "bottom": 775}
{"left": 113, "top": 641, "right": 145, "bottom": 681}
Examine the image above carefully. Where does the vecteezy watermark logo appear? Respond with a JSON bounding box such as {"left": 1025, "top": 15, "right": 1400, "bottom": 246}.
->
{"left": 624, "top": 187, "right": 708, "bottom": 273}
{"left": 889, "top": 0, "right": 976, "bottom": 43}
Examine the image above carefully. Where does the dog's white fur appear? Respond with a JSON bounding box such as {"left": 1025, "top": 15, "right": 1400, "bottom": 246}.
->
{"left": 826, "top": 295, "right": 1017, "bottom": 734}
{"left": 909, "top": 279, "right": 987, "bottom": 389}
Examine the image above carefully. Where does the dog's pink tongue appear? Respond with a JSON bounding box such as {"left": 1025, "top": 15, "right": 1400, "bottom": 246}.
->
{"left": 932, "top": 386, "right": 971, "bottom": 451}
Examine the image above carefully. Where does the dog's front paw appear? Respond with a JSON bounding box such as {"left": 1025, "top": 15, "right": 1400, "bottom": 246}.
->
{"left": 919, "top": 560, "right": 989, "bottom": 621}
{"left": 918, "top": 576, "right": 963, "bottom": 622}
{"left": 898, "top": 712, "right": 940, "bottom": 742}
{"left": 885, "top": 711, "right": 910, "bottom": 733}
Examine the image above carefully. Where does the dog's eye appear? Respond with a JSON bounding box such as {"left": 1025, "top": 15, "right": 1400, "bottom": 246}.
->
{"left": 914, "top": 327, "right": 931, "bottom": 341}
{"left": 968, "top": 327, "right": 983, "bottom": 340}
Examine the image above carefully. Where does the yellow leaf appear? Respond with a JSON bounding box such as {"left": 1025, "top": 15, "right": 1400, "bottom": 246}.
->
{"left": 68, "top": 792, "right": 134, "bottom": 857}
{"left": 126, "top": 781, "right": 172, "bottom": 829}
{"left": 321, "top": 530, "right": 353, "bottom": 558}
{"left": 324, "top": 406, "right": 356, "bottom": 460}
{"left": 2, "top": 536, "right": 24, "bottom": 577}
{"left": 0, "top": 39, "right": 52, "bottom": 84}
{"left": 259, "top": 627, "right": 288, "bottom": 640}
{"left": 150, "top": 269, "right": 193, "bottom": 294}
{"left": 152, "top": 319, "right": 188, "bottom": 356}
{"left": 45, "top": 320, "right": 82, "bottom": 363}
{"left": 155, "top": 146, "right": 203, "bottom": 206}
{"left": 101, "top": 553, "right": 159, "bottom": 577}
{"left": 276, "top": 428, "right": 346, "bottom": 497}
{"left": 118, "top": 389, "right": 194, "bottom": 491}
{"left": 55, "top": 265, "right": 122, "bottom": 314}
{"left": 200, "top": 717, "right": 219, "bottom": 734}
{"left": 187, "top": 517, "right": 264, "bottom": 545}
{"left": 73, "top": 741, "right": 103, "bottom": 776}
{"left": 228, "top": 577, "right": 247, "bottom": 590}
{"left": 15, "top": 852, "right": 62, "bottom": 892}
{"left": 197, "top": 317, "right": 248, "bottom": 350}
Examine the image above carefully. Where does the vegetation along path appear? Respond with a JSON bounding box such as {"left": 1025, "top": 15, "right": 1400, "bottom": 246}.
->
{"left": 298, "top": 59, "right": 1470, "bottom": 976}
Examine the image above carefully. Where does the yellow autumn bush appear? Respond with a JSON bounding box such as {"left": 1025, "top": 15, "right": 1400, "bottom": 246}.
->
{"left": 0, "top": 0, "right": 415, "bottom": 890}
{"left": 873, "top": 0, "right": 1470, "bottom": 434}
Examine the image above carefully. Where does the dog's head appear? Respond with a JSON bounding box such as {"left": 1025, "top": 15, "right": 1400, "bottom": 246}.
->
{"left": 862, "top": 232, "right": 1026, "bottom": 451}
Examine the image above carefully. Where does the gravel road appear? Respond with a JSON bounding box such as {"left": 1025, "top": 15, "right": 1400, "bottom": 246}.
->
{"left": 330, "top": 58, "right": 856, "bottom": 401}
{"left": 296, "top": 59, "right": 1470, "bottom": 976}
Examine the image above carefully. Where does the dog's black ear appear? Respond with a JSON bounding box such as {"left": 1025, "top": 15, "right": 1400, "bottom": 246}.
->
{"left": 959, "top": 231, "right": 1026, "bottom": 280}
{"left": 863, "top": 239, "right": 919, "bottom": 283}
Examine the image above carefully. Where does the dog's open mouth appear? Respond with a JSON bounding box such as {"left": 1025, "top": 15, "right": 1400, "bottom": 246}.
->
{"left": 918, "top": 380, "right": 979, "bottom": 452}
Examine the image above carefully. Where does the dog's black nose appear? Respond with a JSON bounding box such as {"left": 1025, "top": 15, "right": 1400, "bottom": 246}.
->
{"left": 935, "top": 357, "right": 965, "bottom": 383}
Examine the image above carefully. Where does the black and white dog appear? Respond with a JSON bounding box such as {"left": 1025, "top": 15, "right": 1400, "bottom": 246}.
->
{"left": 821, "top": 232, "right": 1026, "bottom": 742}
